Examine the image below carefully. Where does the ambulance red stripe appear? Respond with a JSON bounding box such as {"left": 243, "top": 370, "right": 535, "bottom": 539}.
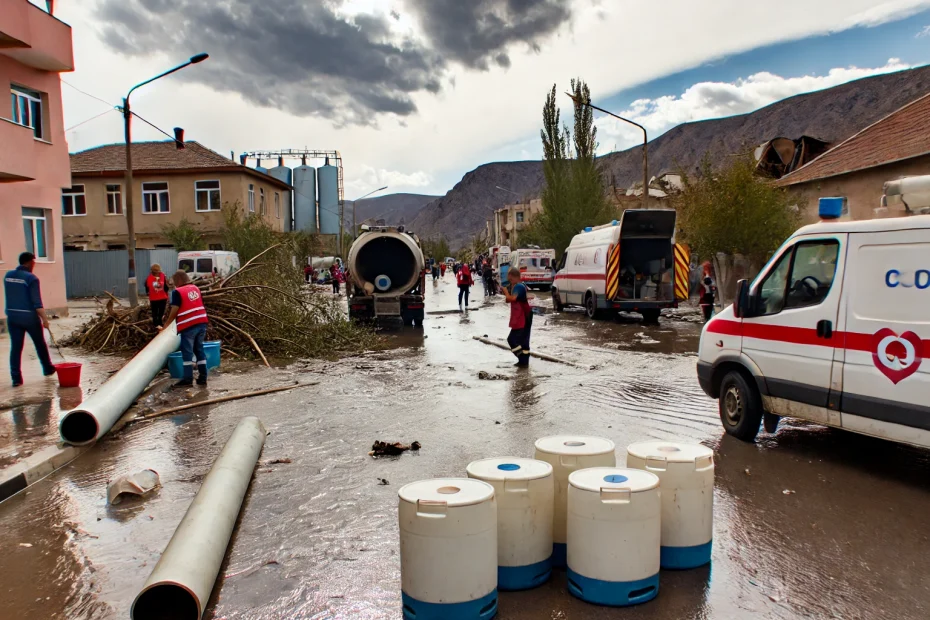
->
{"left": 554, "top": 273, "right": 605, "bottom": 281}
{"left": 706, "top": 319, "right": 930, "bottom": 351}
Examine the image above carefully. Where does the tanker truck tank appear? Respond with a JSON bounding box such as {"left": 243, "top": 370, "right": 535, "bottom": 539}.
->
{"left": 347, "top": 226, "right": 426, "bottom": 326}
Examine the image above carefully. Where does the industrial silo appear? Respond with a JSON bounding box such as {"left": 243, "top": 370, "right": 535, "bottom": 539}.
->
{"left": 268, "top": 158, "right": 293, "bottom": 231}
{"left": 293, "top": 164, "right": 318, "bottom": 233}
{"left": 317, "top": 158, "right": 340, "bottom": 235}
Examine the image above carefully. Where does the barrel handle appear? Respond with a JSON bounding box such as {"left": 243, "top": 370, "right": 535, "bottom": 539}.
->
{"left": 504, "top": 479, "right": 529, "bottom": 493}
{"left": 645, "top": 456, "right": 667, "bottom": 472}
{"left": 416, "top": 499, "right": 448, "bottom": 518}
{"left": 599, "top": 487, "right": 631, "bottom": 503}
{"left": 695, "top": 454, "right": 714, "bottom": 471}
{"left": 560, "top": 455, "right": 578, "bottom": 468}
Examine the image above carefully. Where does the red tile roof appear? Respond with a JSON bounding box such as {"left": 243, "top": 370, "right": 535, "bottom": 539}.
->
{"left": 777, "top": 91, "right": 930, "bottom": 186}
{"left": 70, "top": 141, "right": 290, "bottom": 188}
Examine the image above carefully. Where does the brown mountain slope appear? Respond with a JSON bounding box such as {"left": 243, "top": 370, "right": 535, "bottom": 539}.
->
{"left": 410, "top": 64, "right": 930, "bottom": 249}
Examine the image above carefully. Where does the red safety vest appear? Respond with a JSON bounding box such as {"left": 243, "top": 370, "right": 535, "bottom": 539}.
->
{"left": 175, "top": 284, "right": 208, "bottom": 330}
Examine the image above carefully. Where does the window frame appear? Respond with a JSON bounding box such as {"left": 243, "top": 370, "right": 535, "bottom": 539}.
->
{"left": 274, "top": 192, "right": 281, "bottom": 219}
{"left": 61, "top": 185, "right": 87, "bottom": 217}
{"left": 105, "top": 183, "right": 124, "bottom": 216}
{"left": 753, "top": 239, "right": 840, "bottom": 317}
{"left": 259, "top": 188, "right": 266, "bottom": 216}
{"left": 516, "top": 211, "right": 525, "bottom": 223}
{"left": 248, "top": 184, "right": 255, "bottom": 213}
{"left": 194, "top": 179, "right": 222, "bottom": 212}
{"left": 141, "top": 181, "right": 171, "bottom": 214}
{"left": 22, "top": 207, "right": 50, "bottom": 260}
{"left": 10, "top": 86, "right": 43, "bottom": 139}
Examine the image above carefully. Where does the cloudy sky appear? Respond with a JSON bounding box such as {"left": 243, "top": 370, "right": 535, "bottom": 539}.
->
{"left": 53, "top": 0, "right": 930, "bottom": 198}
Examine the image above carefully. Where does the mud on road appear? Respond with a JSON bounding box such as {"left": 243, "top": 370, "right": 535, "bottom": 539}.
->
{"left": 2, "top": 280, "right": 930, "bottom": 619}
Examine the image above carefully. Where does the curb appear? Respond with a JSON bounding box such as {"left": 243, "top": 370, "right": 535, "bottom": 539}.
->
{"left": 0, "top": 443, "right": 88, "bottom": 503}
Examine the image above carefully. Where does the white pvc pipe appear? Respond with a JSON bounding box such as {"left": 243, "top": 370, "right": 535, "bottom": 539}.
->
{"left": 59, "top": 324, "right": 180, "bottom": 445}
{"left": 131, "top": 416, "right": 267, "bottom": 620}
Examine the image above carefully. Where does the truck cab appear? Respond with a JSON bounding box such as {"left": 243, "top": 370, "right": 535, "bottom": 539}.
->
{"left": 698, "top": 195, "right": 930, "bottom": 448}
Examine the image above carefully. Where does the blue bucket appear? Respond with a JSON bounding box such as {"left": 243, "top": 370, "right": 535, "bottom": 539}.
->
{"left": 204, "top": 340, "right": 221, "bottom": 370}
{"left": 167, "top": 351, "right": 184, "bottom": 379}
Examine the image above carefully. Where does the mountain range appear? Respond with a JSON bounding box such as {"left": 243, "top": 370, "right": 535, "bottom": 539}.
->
{"left": 366, "top": 64, "right": 930, "bottom": 249}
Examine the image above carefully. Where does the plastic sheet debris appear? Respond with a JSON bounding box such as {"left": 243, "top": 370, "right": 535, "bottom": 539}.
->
{"left": 369, "top": 440, "right": 421, "bottom": 457}
{"left": 478, "top": 371, "right": 511, "bottom": 381}
{"left": 107, "top": 469, "right": 161, "bottom": 505}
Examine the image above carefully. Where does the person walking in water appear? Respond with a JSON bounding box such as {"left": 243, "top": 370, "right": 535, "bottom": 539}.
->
{"left": 145, "top": 263, "right": 169, "bottom": 329}
{"left": 4, "top": 252, "right": 55, "bottom": 386}
{"left": 699, "top": 261, "right": 717, "bottom": 322}
{"left": 503, "top": 267, "right": 532, "bottom": 367}
{"left": 457, "top": 263, "right": 474, "bottom": 310}
{"left": 161, "top": 270, "right": 209, "bottom": 387}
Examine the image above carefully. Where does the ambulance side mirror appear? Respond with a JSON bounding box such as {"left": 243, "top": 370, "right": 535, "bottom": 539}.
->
{"left": 734, "top": 279, "right": 751, "bottom": 318}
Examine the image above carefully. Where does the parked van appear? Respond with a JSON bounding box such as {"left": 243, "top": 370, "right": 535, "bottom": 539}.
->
{"left": 178, "top": 250, "right": 240, "bottom": 279}
{"left": 697, "top": 195, "right": 930, "bottom": 448}
{"left": 552, "top": 210, "right": 688, "bottom": 322}
{"left": 509, "top": 248, "right": 556, "bottom": 290}
{"left": 489, "top": 245, "right": 511, "bottom": 280}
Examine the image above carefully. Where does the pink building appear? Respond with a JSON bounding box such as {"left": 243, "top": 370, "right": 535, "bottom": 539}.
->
{"left": 0, "top": 0, "right": 74, "bottom": 325}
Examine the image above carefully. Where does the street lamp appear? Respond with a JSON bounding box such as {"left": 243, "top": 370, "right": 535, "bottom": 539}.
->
{"left": 350, "top": 186, "right": 388, "bottom": 240}
{"left": 122, "top": 53, "right": 209, "bottom": 307}
{"left": 565, "top": 92, "right": 649, "bottom": 209}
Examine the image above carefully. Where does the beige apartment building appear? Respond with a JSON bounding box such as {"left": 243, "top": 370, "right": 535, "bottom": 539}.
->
{"left": 64, "top": 141, "right": 291, "bottom": 250}
{"left": 491, "top": 198, "right": 542, "bottom": 248}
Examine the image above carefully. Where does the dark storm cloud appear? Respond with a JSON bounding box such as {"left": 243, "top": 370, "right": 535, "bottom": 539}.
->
{"left": 96, "top": 0, "right": 573, "bottom": 123}
{"left": 405, "top": 0, "right": 573, "bottom": 70}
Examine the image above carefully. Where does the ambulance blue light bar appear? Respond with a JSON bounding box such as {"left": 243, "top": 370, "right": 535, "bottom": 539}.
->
{"left": 819, "top": 197, "right": 846, "bottom": 220}
{"left": 584, "top": 226, "right": 593, "bottom": 232}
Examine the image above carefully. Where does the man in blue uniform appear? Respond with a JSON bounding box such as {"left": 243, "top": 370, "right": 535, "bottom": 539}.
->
{"left": 4, "top": 252, "right": 55, "bottom": 387}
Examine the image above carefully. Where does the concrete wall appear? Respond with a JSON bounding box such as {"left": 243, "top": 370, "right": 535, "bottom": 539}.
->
{"left": 0, "top": 5, "right": 74, "bottom": 317}
{"left": 63, "top": 171, "right": 288, "bottom": 250}
{"left": 494, "top": 199, "right": 543, "bottom": 247}
{"left": 785, "top": 154, "right": 930, "bottom": 221}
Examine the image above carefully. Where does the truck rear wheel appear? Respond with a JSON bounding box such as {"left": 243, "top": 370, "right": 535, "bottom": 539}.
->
{"left": 719, "top": 370, "right": 763, "bottom": 442}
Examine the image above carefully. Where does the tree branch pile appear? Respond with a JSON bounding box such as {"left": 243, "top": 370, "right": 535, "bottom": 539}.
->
{"left": 63, "top": 245, "right": 377, "bottom": 363}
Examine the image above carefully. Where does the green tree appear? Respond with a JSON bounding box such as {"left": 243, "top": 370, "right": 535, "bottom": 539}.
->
{"left": 160, "top": 218, "right": 205, "bottom": 251}
{"left": 221, "top": 201, "right": 277, "bottom": 262}
{"left": 421, "top": 236, "right": 451, "bottom": 261}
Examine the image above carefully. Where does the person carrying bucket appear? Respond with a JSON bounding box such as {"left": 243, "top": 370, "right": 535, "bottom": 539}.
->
{"left": 3, "top": 252, "right": 55, "bottom": 387}
{"left": 160, "top": 270, "right": 209, "bottom": 388}
{"left": 145, "top": 264, "right": 169, "bottom": 329}
{"left": 502, "top": 267, "right": 533, "bottom": 367}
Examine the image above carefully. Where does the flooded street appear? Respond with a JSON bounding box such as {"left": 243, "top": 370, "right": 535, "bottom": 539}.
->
{"left": 2, "top": 279, "right": 930, "bottom": 619}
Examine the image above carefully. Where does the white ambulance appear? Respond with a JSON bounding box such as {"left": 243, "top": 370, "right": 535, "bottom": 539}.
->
{"left": 509, "top": 247, "right": 556, "bottom": 290}
{"left": 552, "top": 210, "right": 689, "bottom": 323}
{"left": 697, "top": 195, "right": 930, "bottom": 448}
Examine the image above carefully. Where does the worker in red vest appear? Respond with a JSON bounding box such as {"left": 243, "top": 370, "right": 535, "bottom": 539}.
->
{"left": 145, "top": 263, "right": 169, "bottom": 329}
{"left": 502, "top": 268, "right": 533, "bottom": 367}
{"left": 161, "top": 270, "right": 209, "bottom": 387}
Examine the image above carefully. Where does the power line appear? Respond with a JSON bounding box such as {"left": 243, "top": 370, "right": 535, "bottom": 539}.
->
{"left": 61, "top": 79, "right": 114, "bottom": 108}
{"left": 65, "top": 108, "right": 118, "bottom": 132}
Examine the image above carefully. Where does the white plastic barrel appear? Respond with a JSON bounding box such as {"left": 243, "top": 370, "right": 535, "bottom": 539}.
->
{"left": 627, "top": 440, "right": 714, "bottom": 569}
{"left": 566, "top": 467, "right": 661, "bottom": 606}
{"left": 398, "top": 478, "right": 498, "bottom": 620}
{"left": 466, "top": 457, "right": 554, "bottom": 591}
{"left": 534, "top": 435, "right": 615, "bottom": 567}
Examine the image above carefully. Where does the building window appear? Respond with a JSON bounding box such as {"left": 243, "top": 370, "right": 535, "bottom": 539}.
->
{"left": 22, "top": 208, "right": 48, "bottom": 259}
{"left": 259, "top": 188, "right": 266, "bottom": 215}
{"left": 106, "top": 184, "right": 123, "bottom": 215}
{"left": 142, "top": 182, "right": 170, "bottom": 213}
{"left": 62, "top": 185, "right": 87, "bottom": 216}
{"left": 10, "top": 87, "right": 43, "bottom": 139}
{"left": 248, "top": 184, "right": 255, "bottom": 212}
{"left": 274, "top": 192, "right": 280, "bottom": 218}
{"left": 516, "top": 211, "right": 525, "bottom": 223}
{"left": 195, "top": 180, "right": 221, "bottom": 211}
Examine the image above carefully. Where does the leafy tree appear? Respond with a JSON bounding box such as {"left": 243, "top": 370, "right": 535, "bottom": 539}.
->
{"left": 421, "top": 236, "right": 451, "bottom": 261}
{"left": 221, "top": 201, "right": 277, "bottom": 262}
{"left": 160, "top": 218, "right": 205, "bottom": 251}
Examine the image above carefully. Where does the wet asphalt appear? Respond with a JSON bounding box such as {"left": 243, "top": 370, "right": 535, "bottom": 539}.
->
{"left": 1, "top": 277, "right": 930, "bottom": 619}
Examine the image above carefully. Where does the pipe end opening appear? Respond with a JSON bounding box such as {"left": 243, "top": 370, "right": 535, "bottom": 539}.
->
{"left": 132, "top": 583, "right": 200, "bottom": 620}
{"left": 59, "top": 410, "right": 98, "bottom": 445}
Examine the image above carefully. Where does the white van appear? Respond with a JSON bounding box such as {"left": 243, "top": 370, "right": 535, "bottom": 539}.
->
{"left": 178, "top": 250, "right": 240, "bottom": 279}
{"left": 509, "top": 248, "right": 556, "bottom": 290}
{"left": 697, "top": 197, "right": 930, "bottom": 448}
{"left": 553, "top": 210, "right": 688, "bottom": 322}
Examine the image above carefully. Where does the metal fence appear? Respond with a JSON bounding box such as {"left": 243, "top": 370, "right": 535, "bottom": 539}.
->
{"left": 64, "top": 249, "right": 178, "bottom": 298}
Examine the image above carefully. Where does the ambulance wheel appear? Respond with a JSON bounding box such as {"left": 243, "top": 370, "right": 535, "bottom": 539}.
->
{"left": 719, "top": 370, "right": 763, "bottom": 441}
{"left": 584, "top": 293, "right": 600, "bottom": 319}
{"left": 552, "top": 288, "right": 565, "bottom": 312}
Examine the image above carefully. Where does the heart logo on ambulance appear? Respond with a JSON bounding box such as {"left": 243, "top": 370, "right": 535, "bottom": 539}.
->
{"left": 871, "top": 328, "right": 923, "bottom": 384}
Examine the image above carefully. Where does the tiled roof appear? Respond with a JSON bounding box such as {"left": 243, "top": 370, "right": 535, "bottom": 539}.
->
{"left": 777, "top": 91, "right": 930, "bottom": 186}
{"left": 70, "top": 141, "right": 290, "bottom": 188}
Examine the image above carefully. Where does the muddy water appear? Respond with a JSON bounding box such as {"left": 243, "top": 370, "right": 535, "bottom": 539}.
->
{"left": 2, "top": 280, "right": 930, "bottom": 619}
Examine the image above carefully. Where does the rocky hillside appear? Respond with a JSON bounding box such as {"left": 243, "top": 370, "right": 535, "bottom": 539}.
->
{"left": 348, "top": 193, "right": 439, "bottom": 227}
{"left": 409, "top": 64, "right": 930, "bottom": 249}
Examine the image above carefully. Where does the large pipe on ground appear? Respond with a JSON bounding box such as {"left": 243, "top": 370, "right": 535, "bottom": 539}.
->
{"left": 59, "top": 325, "right": 181, "bottom": 445}
{"left": 131, "top": 416, "right": 267, "bottom": 620}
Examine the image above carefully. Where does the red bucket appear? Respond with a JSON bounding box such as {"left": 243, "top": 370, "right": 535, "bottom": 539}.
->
{"left": 55, "top": 362, "right": 82, "bottom": 388}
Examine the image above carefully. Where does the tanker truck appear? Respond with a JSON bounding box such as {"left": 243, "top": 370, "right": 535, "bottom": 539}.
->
{"left": 346, "top": 225, "right": 427, "bottom": 326}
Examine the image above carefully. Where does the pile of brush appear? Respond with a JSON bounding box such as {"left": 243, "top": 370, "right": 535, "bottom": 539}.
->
{"left": 63, "top": 245, "right": 377, "bottom": 363}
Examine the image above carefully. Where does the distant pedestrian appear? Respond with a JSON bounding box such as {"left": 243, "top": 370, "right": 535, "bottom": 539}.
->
{"left": 482, "top": 263, "right": 495, "bottom": 296}
{"left": 330, "top": 264, "right": 341, "bottom": 295}
{"left": 699, "top": 261, "right": 717, "bottom": 322}
{"left": 304, "top": 264, "right": 313, "bottom": 283}
{"left": 145, "top": 263, "right": 169, "bottom": 329}
{"left": 161, "top": 270, "right": 208, "bottom": 387}
{"left": 503, "top": 268, "right": 532, "bottom": 367}
{"left": 452, "top": 262, "right": 460, "bottom": 276}
{"left": 440, "top": 262, "right": 447, "bottom": 277}
{"left": 4, "top": 252, "right": 55, "bottom": 387}
{"left": 457, "top": 264, "right": 474, "bottom": 310}
{"left": 432, "top": 264, "right": 440, "bottom": 280}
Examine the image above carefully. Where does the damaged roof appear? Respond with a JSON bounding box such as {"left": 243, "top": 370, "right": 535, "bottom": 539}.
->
{"left": 776, "top": 91, "right": 930, "bottom": 187}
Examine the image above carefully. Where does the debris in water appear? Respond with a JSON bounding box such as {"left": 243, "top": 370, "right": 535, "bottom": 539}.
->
{"left": 107, "top": 469, "right": 160, "bottom": 505}
{"left": 378, "top": 478, "right": 390, "bottom": 485}
{"left": 745, "top": 468, "right": 751, "bottom": 475}
{"left": 478, "top": 371, "right": 511, "bottom": 381}
{"left": 494, "top": 421, "right": 501, "bottom": 425}
{"left": 19, "top": 543, "right": 33, "bottom": 548}
{"left": 783, "top": 489, "right": 795, "bottom": 495}
{"left": 267, "top": 458, "right": 292, "bottom": 465}
{"left": 370, "top": 440, "right": 422, "bottom": 457}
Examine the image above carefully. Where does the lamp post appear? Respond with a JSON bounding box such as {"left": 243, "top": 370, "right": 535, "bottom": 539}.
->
{"left": 351, "top": 186, "right": 388, "bottom": 240}
{"left": 565, "top": 93, "right": 649, "bottom": 209}
{"left": 122, "top": 53, "right": 209, "bottom": 307}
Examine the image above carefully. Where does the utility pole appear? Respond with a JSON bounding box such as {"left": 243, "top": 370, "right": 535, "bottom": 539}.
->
{"left": 122, "top": 53, "right": 209, "bottom": 306}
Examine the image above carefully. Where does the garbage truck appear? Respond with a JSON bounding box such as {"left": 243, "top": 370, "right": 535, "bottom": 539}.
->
{"left": 346, "top": 225, "right": 427, "bottom": 326}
